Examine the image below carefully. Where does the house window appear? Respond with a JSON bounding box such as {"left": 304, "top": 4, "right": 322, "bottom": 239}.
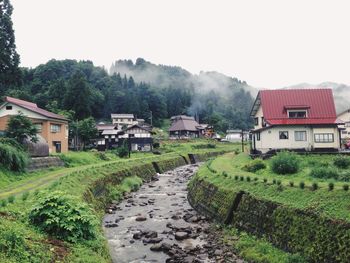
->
{"left": 288, "top": 111, "right": 307, "bottom": 118}
{"left": 254, "top": 117, "right": 259, "bottom": 126}
{"left": 345, "top": 122, "right": 350, "bottom": 127}
{"left": 342, "top": 131, "right": 347, "bottom": 134}
{"left": 50, "top": 124, "right": 61, "bottom": 133}
{"left": 6, "top": 105, "right": 12, "bottom": 110}
{"left": 295, "top": 131, "right": 307, "bottom": 141}
{"left": 261, "top": 117, "right": 266, "bottom": 127}
{"left": 34, "top": 123, "right": 42, "bottom": 133}
{"left": 256, "top": 132, "right": 260, "bottom": 141}
{"left": 279, "top": 131, "right": 289, "bottom": 140}
{"left": 314, "top": 133, "right": 334, "bottom": 143}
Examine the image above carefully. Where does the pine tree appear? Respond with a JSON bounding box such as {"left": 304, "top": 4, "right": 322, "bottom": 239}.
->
{"left": 0, "top": 0, "right": 21, "bottom": 93}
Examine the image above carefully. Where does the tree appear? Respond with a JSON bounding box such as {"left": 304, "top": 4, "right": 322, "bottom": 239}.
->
{"left": 6, "top": 112, "right": 38, "bottom": 143}
{"left": 69, "top": 117, "right": 97, "bottom": 150}
{"left": 64, "top": 71, "right": 92, "bottom": 120}
{"left": 0, "top": 0, "right": 21, "bottom": 93}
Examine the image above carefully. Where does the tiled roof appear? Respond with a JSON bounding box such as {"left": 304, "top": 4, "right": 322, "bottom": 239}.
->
{"left": 253, "top": 89, "right": 340, "bottom": 125}
{"left": 169, "top": 116, "right": 200, "bottom": 132}
{"left": 4, "top": 97, "right": 68, "bottom": 121}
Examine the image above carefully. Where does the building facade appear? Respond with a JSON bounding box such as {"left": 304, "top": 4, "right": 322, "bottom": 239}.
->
{"left": 0, "top": 97, "right": 69, "bottom": 153}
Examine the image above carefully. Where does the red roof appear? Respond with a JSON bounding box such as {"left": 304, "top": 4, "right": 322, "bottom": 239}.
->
{"left": 255, "top": 89, "right": 341, "bottom": 125}
{"left": 3, "top": 96, "right": 68, "bottom": 121}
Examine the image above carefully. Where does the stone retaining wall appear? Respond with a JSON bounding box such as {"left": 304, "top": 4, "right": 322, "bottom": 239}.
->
{"left": 27, "top": 156, "right": 65, "bottom": 172}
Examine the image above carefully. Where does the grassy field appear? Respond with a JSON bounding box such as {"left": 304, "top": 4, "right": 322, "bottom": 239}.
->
{"left": 0, "top": 140, "right": 236, "bottom": 263}
{"left": 198, "top": 152, "right": 350, "bottom": 221}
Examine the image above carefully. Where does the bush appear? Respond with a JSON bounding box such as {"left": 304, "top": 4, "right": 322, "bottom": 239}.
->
{"left": 0, "top": 143, "right": 28, "bottom": 172}
{"left": 246, "top": 176, "right": 251, "bottom": 182}
{"left": 299, "top": 181, "right": 305, "bottom": 189}
{"left": 289, "top": 181, "right": 294, "bottom": 187}
{"left": 116, "top": 145, "right": 129, "bottom": 158}
{"left": 263, "top": 178, "right": 267, "bottom": 183}
{"left": 333, "top": 155, "right": 350, "bottom": 169}
{"left": 328, "top": 182, "right": 334, "bottom": 191}
{"left": 310, "top": 167, "right": 339, "bottom": 180}
{"left": 29, "top": 191, "right": 97, "bottom": 242}
{"left": 7, "top": 195, "right": 15, "bottom": 204}
{"left": 222, "top": 171, "right": 228, "bottom": 177}
{"left": 271, "top": 151, "right": 300, "bottom": 175}
{"left": 152, "top": 150, "right": 161, "bottom": 155}
{"left": 242, "top": 159, "right": 266, "bottom": 173}
{"left": 95, "top": 152, "right": 109, "bottom": 161}
{"left": 277, "top": 180, "right": 282, "bottom": 186}
{"left": 240, "top": 176, "right": 244, "bottom": 181}
{"left": 254, "top": 177, "right": 258, "bottom": 181}
{"left": 272, "top": 179, "right": 277, "bottom": 184}
{"left": 21, "top": 192, "right": 30, "bottom": 201}
{"left": 234, "top": 149, "right": 240, "bottom": 155}
{"left": 343, "top": 184, "right": 349, "bottom": 191}
{"left": 0, "top": 225, "right": 28, "bottom": 259}
{"left": 0, "top": 199, "right": 7, "bottom": 207}
{"left": 311, "top": 182, "right": 318, "bottom": 191}
{"left": 153, "top": 142, "right": 160, "bottom": 149}
{"left": 234, "top": 175, "right": 239, "bottom": 180}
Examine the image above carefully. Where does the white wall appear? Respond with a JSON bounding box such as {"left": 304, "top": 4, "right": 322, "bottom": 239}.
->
{"left": 0, "top": 103, "right": 46, "bottom": 119}
{"left": 338, "top": 110, "right": 350, "bottom": 140}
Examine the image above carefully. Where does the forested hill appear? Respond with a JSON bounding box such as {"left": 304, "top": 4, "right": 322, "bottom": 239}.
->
{"left": 2, "top": 58, "right": 255, "bottom": 131}
{"left": 110, "top": 58, "right": 256, "bottom": 130}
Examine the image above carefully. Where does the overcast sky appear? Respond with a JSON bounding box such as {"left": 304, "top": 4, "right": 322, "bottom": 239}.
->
{"left": 11, "top": 0, "right": 350, "bottom": 89}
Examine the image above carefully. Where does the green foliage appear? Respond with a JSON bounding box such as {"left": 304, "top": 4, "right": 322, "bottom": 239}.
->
{"left": 0, "top": 226, "right": 27, "bottom": 260}
{"left": 234, "top": 175, "right": 239, "bottom": 180}
{"left": 192, "top": 143, "right": 216, "bottom": 149}
{"left": 0, "top": 199, "right": 7, "bottom": 207}
{"left": 299, "top": 181, "right": 305, "bottom": 189}
{"left": 7, "top": 195, "right": 15, "bottom": 203}
{"left": 5, "top": 113, "right": 38, "bottom": 143}
{"left": 116, "top": 143, "right": 129, "bottom": 158}
{"left": 153, "top": 142, "right": 160, "bottom": 149}
{"left": 254, "top": 177, "right": 258, "bottom": 181}
{"left": 263, "top": 178, "right": 267, "bottom": 183}
{"left": 242, "top": 159, "right": 266, "bottom": 173}
{"left": 310, "top": 167, "right": 339, "bottom": 180}
{"left": 328, "top": 182, "right": 334, "bottom": 191}
{"left": 222, "top": 171, "right": 228, "bottom": 177}
{"left": 21, "top": 192, "right": 29, "bottom": 201}
{"left": 273, "top": 179, "right": 277, "bottom": 184}
{"left": 0, "top": 143, "right": 28, "bottom": 171}
{"left": 0, "top": 0, "right": 21, "bottom": 91}
{"left": 289, "top": 181, "right": 294, "bottom": 187}
{"left": 246, "top": 176, "right": 251, "bottom": 182}
{"left": 277, "top": 180, "right": 282, "bottom": 186}
{"left": 0, "top": 137, "right": 23, "bottom": 150}
{"left": 29, "top": 191, "right": 98, "bottom": 242}
{"left": 343, "top": 184, "right": 349, "bottom": 191}
{"left": 271, "top": 152, "right": 300, "bottom": 175}
{"left": 95, "top": 152, "right": 109, "bottom": 161}
{"left": 311, "top": 182, "right": 318, "bottom": 191}
{"left": 240, "top": 176, "right": 244, "bottom": 181}
{"left": 333, "top": 155, "right": 350, "bottom": 169}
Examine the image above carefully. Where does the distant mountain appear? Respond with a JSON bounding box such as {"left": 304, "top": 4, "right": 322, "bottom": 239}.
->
{"left": 285, "top": 82, "right": 350, "bottom": 114}
{"left": 110, "top": 58, "right": 256, "bottom": 130}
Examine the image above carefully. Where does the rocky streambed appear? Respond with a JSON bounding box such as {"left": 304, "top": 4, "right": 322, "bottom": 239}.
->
{"left": 103, "top": 164, "right": 243, "bottom": 263}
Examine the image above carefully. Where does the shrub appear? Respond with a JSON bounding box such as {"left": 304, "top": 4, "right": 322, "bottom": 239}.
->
{"left": 328, "top": 182, "right": 334, "bottom": 191}
{"left": 338, "top": 171, "right": 350, "bottom": 182}
{"left": 310, "top": 167, "right": 339, "bottom": 180}
{"left": 152, "top": 150, "right": 161, "bottom": 155}
{"left": 95, "top": 152, "right": 109, "bottom": 161}
{"left": 333, "top": 155, "right": 350, "bottom": 169}
{"left": 299, "top": 181, "right": 305, "bottom": 189}
{"left": 242, "top": 159, "right": 266, "bottom": 173}
{"left": 263, "top": 178, "right": 267, "bottom": 183}
{"left": 240, "top": 176, "right": 244, "bottom": 181}
{"left": 222, "top": 171, "right": 228, "bottom": 177}
{"left": 153, "top": 142, "right": 160, "bottom": 149}
{"left": 29, "top": 191, "right": 97, "bottom": 242}
{"left": 271, "top": 151, "right": 300, "bottom": 174}
{"left": 234, "top": 175, "right": 239, "bottom": 180}
{"left": 0, "top": 143, "right": 28, "bottom": 172}
{"left": 246, "top": 176, "right": 251, "bottom": 182}
{"left": 254, "top": 177, "right": 258, "bottom": 181}
{"left": 234, "top": 149, "right": 240, "bottom": 155}
{"left": 116, "top": 145, "right": 129, "bottom": 158}
{"left": 272, "top": 179, "right": 277, "bottom": 184}
{"left": 289, "top": 181, "right": 294, "bottom": 187}
{"left": 7, "top": 195, "right": 15, "bottom": 204}
{"left": 343, "top": 184, "right": 349, "bottom": 191}
{"left": 0, "top": 225, "right": 28, "bottom": 260}
{"left": 21, "top": 192, "right": 30, "bottom": 201}
{"left": 0, "top": 199, "right": 7, "bottom": 207}
{"left": 277, "top": 180, "right": 282, "bottom": 186}
{"left": 311, "top": 182, "right": 318, "bottom": 191}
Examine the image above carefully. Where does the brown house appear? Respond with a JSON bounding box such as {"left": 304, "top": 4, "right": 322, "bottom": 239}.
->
{"left": 0, "top": 97, "right": 69, "bottom": 153}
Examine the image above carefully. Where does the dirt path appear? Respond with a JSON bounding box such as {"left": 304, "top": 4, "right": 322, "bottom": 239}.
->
{"left": 103, "top": 164, "right": 243, "bottom": 263}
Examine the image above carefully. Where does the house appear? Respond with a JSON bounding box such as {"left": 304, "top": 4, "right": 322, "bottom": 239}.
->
{"left": 225, "top": 129, "right": 249, "bottom": 142}
{"left": 111, "top": 114, "right": 138, "bottom": 129}
{"left": 337, "top": 109, "right": 350, "bottom": 143}
{"left": 250, "top": 89, "right": 343, "bottom": 154}
{"left": 118, "top": 124, "right": 153, "bottom": 151}
{"left": 169, "top": 115, "right": 201, "bottom": 138}
{"left": 0, "top": 96, "right": 69, "bottom": 153}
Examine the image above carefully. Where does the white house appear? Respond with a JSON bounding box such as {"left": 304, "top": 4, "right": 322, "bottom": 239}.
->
{"left": 111, "top": 114, "right": 138, "bottom": 129}
{"left": 337, "top": 109, "right": 350, "bottom": 142}
{"left": 250, "top": 89, "right": 343, "bottom": 154}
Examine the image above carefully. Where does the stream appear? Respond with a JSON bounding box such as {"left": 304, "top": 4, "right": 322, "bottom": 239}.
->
{"left": 103, "top": 164, "right": 243, "bottom": 263}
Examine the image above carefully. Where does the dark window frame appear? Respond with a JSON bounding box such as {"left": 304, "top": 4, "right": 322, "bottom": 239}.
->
{"left": 254, "top": 117, "right": 259, "bottom": 126}
{"left": 288, "top": 110, "right": 307, "bottom": 118}
{"left": 6, "top": 105, "right": 12, "bottom": 110}
{"left": 256, "top": 132, "right": 260, "bottom": 141}
{"left": 279, "top": 131, "right": 289, "bottom": 140}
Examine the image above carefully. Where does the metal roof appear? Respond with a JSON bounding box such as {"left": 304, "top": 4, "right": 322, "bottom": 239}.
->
{"left": 111, "top": 114, "right": 135, "bottom": 119}
{"left": 169, "top": 116, "right": 200, "bottom": 132}
{"left": 3, "top": 97, "right": 68, "bottom": 121}
{"left": 251, "top": 89, "right": 341, "bottom": 125}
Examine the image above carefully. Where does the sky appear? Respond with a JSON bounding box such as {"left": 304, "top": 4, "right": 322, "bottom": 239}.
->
{"left": 10, "top": 0, "right": 350, "bottom": 89}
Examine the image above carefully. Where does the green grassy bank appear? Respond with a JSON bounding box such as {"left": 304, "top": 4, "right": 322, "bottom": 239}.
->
{"left": 188, "top": 152, "right": 350, "bottom": 262}
{"left": 0, "top": 140, "right": 235, "bottom": 262}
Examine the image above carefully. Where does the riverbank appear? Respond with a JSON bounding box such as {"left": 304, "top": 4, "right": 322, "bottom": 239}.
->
{"left": 188, "top": 152, "right": 350, "bottom": 262}
{"left": 0, "top": 142, "right": 234, "bottom": 263}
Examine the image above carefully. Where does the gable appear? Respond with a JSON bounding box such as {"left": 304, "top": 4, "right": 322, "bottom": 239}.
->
{"left": 0, "top": 103, "right": 47, "bottom": 120}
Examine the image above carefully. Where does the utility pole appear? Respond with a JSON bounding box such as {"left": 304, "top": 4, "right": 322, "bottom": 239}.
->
{"left": 241, "top": 129, "right": 244, "bottom": 153}
{"left": 150, "top": 111, "right": 153, "bottom": 126}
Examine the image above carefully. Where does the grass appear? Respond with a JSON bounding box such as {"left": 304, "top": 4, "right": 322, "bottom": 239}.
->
{"left": 197, "top": 152, "right": 350, "bottom": 222}
{"left": 223, "top": 227, "right": 305, "bottom": 263}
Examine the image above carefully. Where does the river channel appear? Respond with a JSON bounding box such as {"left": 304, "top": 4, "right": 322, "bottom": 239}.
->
{"left": 103, "top": 164, "right": 242, "bottom": 263}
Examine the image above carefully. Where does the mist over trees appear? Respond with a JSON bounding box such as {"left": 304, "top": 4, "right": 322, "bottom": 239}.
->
{"left": 1, "top": 58, "right": 255, "bottom": 131}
